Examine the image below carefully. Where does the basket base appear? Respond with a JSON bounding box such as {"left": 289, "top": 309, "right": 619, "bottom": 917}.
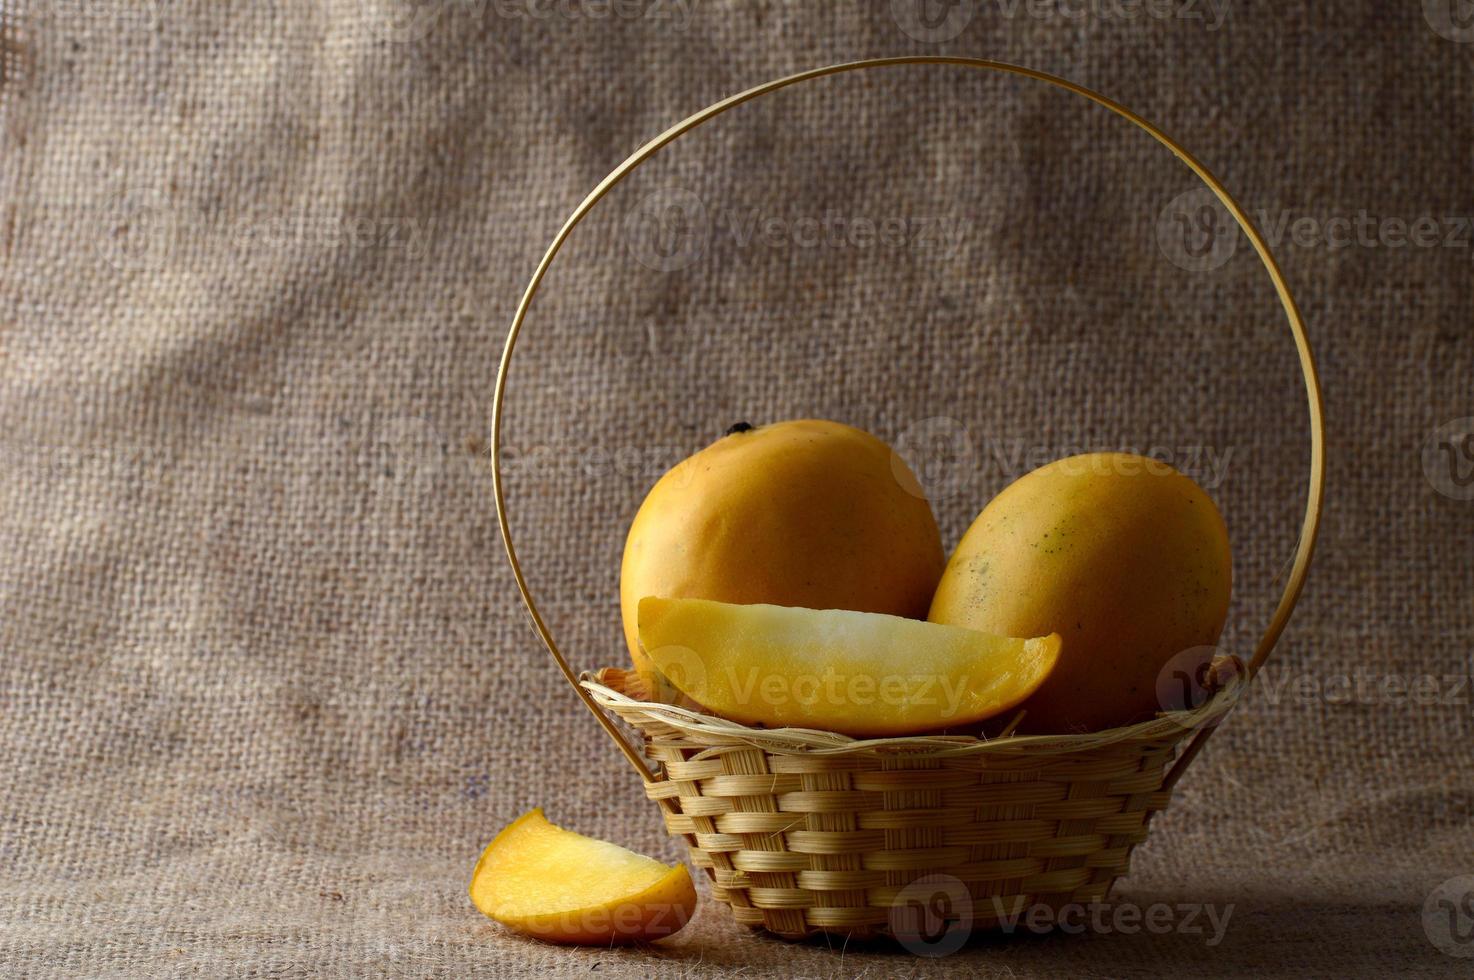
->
{"left": 588, "top": 667, "right": 1187, "bottom": 942}
{"left": 717, "top": 880, "right": 1125, "bottom": 943}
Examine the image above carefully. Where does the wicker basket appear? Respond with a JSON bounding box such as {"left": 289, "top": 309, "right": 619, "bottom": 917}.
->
{"left": 580, "top": 666, "right": 1243, "bottom": 940}
{"left": 490, "top": 58, "right": 1326, "bottom": 942}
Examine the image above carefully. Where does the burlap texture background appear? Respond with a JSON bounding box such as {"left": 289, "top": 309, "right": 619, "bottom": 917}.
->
{"left": 2, "top": 1, "right": 1471, "bottom": 976}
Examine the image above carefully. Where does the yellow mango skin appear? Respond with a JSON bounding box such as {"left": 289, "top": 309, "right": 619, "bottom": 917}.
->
{"left": 621, "top": 419, "right": 944, "bottom": 678}
{"left": 637, "top": 596, "right": 1061, "bottom": 737}
{"left": 469, "top": 809, "right": 696, "bottom": 945}
{"left": 929, "top": 453, "right": 1231, "bottom": 734}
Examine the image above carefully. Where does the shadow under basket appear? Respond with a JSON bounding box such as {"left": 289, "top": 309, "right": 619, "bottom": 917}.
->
{"left": 583, "top": 666, "right": 1240, "bottom": 941}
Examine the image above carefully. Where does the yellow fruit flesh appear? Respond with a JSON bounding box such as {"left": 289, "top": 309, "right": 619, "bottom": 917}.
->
{"left": 637, "top": 597, "right": 1060, "bottom": 737}
{"left": 469, "top": 809, "right": 696, "bottom": 944}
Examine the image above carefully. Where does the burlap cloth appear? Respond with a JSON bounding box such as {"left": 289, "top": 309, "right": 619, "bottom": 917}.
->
{"left": 2, "top": 2, "right": 1471, "bottom": 976}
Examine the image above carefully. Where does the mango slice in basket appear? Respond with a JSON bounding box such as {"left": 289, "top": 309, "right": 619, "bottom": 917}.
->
{"left": 469, "top": 809, "right": 696, "bottom": 944}
{"left": 636, "top": 596, "right": 1061, "bottom": 737}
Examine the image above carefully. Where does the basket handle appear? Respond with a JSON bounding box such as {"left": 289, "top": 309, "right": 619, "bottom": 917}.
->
{"left": 491, "top": 56, "right": 1326, "bottom": 789}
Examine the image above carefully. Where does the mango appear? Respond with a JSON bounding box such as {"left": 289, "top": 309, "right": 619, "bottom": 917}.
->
{"left": 637, "top": 596, "right": 1060, "bottom": 736}
{"left": 929, "top": 452, "right": 1231, "bottom": 733}
{"left": 620, "top": 419, "right": 944, "bottom": 680}
{"left": 469, "top": 809, "right": 696, "bottom": 944}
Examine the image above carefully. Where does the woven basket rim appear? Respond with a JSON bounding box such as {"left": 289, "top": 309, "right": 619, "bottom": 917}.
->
{"left": 581, "top": 669, "right": 1243, "bottom": 759}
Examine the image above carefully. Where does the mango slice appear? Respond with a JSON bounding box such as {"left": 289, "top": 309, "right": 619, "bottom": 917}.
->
{"left": 469, "top": 809, "right": 696, "bottom": 944}
{"left": 637, "top": 597, "right": 1062, "bottom": 736}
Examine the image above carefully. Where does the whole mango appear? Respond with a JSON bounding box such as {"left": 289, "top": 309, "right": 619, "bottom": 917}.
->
{"left": 621, "top": 419, "right": 945, "bottom": 679}
{"left": 929, "top": 452, "right": 1231, "bottom": 733}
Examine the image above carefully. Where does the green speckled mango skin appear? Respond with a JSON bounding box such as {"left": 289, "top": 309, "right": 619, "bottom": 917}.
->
{"left": 929, "top": 453, "right": 1231, "bottom": 734}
